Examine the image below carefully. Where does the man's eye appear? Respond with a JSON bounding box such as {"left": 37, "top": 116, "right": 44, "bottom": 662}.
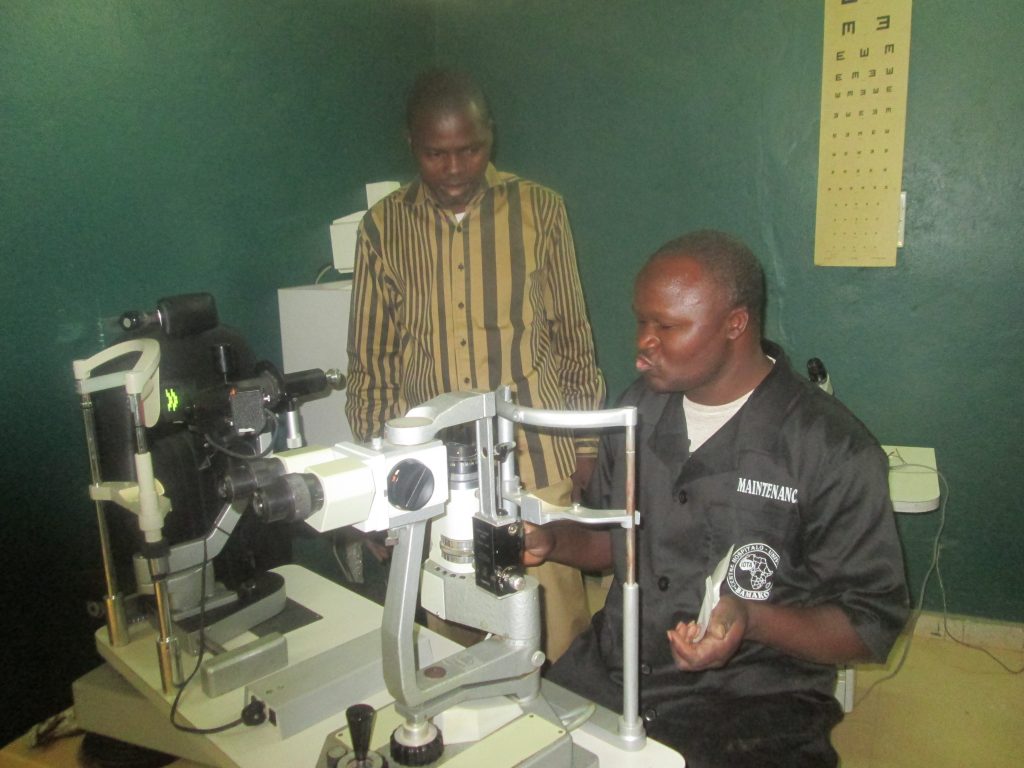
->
{"left": 637, "top": 319, "right": 671, "bottom": 330}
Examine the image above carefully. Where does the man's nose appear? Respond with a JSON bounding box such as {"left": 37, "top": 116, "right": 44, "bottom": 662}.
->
{"left": 636, "top": 325, "right": 658, "bottom": 350}
{"left": 444, "top": 153, "right": 463, "bottom": 175}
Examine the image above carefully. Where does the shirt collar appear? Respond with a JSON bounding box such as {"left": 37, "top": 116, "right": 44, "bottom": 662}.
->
{"left": 732, "top": 340, "right": 805, "bottom": 453}
{"left": 648, "top": 339, "right": 797, "bottom": 471}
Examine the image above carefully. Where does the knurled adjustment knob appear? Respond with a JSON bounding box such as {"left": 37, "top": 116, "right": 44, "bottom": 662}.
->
{"left": 389, "top": 721, "right": 443, "bottom": 766}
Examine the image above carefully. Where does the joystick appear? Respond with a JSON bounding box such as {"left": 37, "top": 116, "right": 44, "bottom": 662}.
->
{"left": 331, "top": 703, "right": 388, "bottom": 768}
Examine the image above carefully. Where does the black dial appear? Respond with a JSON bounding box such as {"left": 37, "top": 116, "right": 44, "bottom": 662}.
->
{"left": 386, "top": 460, "right": 435, "bottom": 511}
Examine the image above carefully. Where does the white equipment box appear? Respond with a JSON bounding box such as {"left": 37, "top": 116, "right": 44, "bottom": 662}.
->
{"left": 278, "top": 281, "right": 353, "bottom": 447}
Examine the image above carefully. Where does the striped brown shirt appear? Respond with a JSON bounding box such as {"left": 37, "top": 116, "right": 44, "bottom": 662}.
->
{"left": 345, "top": 164, "right": 606, "bottom": 490}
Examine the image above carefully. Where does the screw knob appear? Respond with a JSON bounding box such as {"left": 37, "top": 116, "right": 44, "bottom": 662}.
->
{"left": 389, "top": 722, "right": 443, "bottom": 766}
{"left": 325, "top": 745, "right": 348, "bottom": 768}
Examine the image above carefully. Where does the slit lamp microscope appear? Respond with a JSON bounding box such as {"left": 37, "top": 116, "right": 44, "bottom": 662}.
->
{"left": 222, "top": 388, "right": 655, "bottom": 766}
{"left": 71, "top": 297, "right": 684, "bottom": 767}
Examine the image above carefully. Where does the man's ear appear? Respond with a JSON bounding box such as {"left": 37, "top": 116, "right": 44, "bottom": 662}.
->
{"left": 725, "top": 306, "right": 750, "bottom": 340}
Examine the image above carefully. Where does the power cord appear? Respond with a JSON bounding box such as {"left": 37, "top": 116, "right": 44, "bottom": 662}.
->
{"left": 203, "top": 409, "right": 279, "bottom": 460}
{"left": 168, "top": 538, "right": 269, "bottom": 734}
{"left": 936, "top": 553, "right": 1024, "bottom": 674}
{"left": 891, "top": 449, "right": 1022, "bottom": 675}
{"left": 856, "top": 450, "right": 1023, "bottom": 707}
{"left": 314, "top": 262, "right": 335, "bottom": 284}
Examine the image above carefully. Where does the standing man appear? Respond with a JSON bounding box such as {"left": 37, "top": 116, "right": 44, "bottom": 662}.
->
{"left": 526, "top": 230, "right": 909, "bottom": 766}
{"left": 345, "top": 69, "right": 606, "bottom": 661}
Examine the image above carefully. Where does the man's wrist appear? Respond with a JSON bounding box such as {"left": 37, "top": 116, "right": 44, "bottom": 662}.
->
{"left": 720, "top": 592, "right": 755, "bottom": 639}
{"left": 738, "top": 597, "right": 758, "bottom": 638}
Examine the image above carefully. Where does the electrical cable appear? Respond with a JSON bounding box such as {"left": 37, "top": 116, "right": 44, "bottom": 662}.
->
{"left": 313, "top": 262, "right": 335, "bottom": 284}
{"left": 856, "top": 450, "right": 1023, "bottom": 707}
{"left": 203, "top": 410, "right": 279, "bottom": 460}
{"left": 855, "top": 457, "right": 947, "bottom": 705}
{"left": 314, "top": 262, "right": 355, "bottom": 284}
{"left": 897, "top": 451, "right": 1022, "bottom": 673}
{"left": 936, "top": 552, "right": 1024, "bottom": 674}
{"left": 331, "top": 532, "right": 356, "bottom": 583}
{"left": 168, "top": 538, "right": 253, "bottom": 735}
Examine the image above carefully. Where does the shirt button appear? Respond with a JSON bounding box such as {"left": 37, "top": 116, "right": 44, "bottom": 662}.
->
{"left": 457, "top": 263, "right": 465, "bottom": 271}
{"left": 460, "top": 339, "right": 467, "bottom": 347}
{"left": 642, "top": 707, "right": 658, "bottom": 724}
{"left": 458, "top": 302, "right": 465, "bottom": 309}
{"left": 463, "top": 378, "right": 470, "bottom": 385}
{"left": 640, "top": 663, "right": 652, "bottom": 675}
{"left": 677, "top": 489, "right": 688, "bottom": 504}
{"left": 657, "top": 576, "right": 670, "bottom": 591}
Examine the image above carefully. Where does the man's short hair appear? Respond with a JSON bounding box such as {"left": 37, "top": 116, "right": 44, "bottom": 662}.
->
{"left": 406, "top": 68, "right": 492, "bottom": 131}
{"left": 650, "top": 230, "right": 766, "bottom": 330}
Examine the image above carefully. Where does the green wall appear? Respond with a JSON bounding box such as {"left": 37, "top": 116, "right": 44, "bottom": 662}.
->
{"left": 0, "top": 0, "right": 430, "bottom": 741}
{"left": 1, "top": 0, "right": 1021, "bottom": 746}
{"left": 430, "top": 0, "right": 1023, "bottom": 626}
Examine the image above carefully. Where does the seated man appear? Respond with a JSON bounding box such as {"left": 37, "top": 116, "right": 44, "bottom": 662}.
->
{"left": 525, "top": 230, "right": 909, "bottom": 767}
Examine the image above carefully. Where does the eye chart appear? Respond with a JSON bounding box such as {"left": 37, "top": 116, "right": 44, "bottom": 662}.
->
{"left": 814, "top": 0, "right": 912, "bottom": 267}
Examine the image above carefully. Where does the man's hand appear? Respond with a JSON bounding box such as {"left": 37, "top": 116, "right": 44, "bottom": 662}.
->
{"left": 667, "top": 593, "right": 748, "bottom": 671}
{"left": 522, "top": 522, "right": 554, "bottom": 567}
{"left": 521, "top": 520, "right": 613, "bottom": 572}
{"left": 570, "top": 455, "right": 597, "bottom": 502}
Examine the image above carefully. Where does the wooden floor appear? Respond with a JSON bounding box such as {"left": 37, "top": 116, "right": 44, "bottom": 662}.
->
{"left": 832, "top": 618, "right": 1024, "bottom": 767}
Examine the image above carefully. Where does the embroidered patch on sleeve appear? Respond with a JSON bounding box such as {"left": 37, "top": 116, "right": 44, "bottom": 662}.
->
{"left": 727, "top": 543, "right": 780, "bottom": 601}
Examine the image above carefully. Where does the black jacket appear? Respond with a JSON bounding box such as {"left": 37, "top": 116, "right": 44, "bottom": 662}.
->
{"left": 552, "top": 341, "right": 909, "bottom": 714}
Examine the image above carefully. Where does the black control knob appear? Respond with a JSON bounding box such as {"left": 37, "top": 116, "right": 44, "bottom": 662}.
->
{"left": 346, "top": 704, "right": 375, "bottom": 763}
{"left": 338, "top": 703, "right": 388, "bottom": 767}
{"left": 386, "top": 460, "right": 435, "bottom": 511}
{"left": 389, "top": 722, "right": 443, "bottom": 767}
